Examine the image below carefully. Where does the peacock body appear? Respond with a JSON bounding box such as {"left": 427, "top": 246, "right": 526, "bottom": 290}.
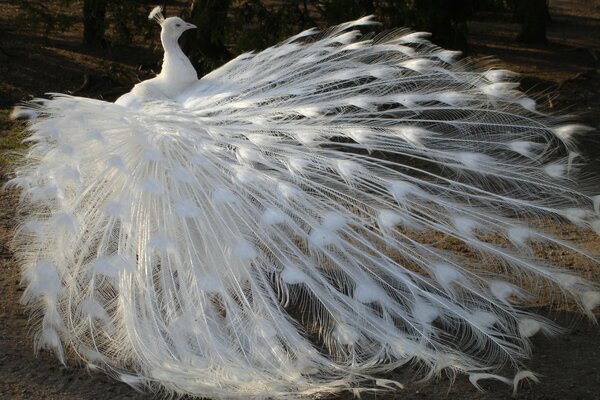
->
{"left": 7, "top": 7, "right": 600, "bottom": 399}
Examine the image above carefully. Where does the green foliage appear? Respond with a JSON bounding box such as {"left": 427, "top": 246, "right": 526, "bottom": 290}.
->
{"left": 0, "top": 110, "right": 26, "bottom": 171}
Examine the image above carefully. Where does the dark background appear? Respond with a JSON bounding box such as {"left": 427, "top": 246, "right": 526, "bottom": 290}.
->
{"left": 0, "top": 1, "right": 599, "bottom": 399}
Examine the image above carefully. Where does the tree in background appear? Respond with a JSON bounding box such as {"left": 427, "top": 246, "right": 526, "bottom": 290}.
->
{"left": 182, "top": 0, "right": 232, "bottom": 77}
{"left": 512, "top": 0, "right": 549, "bottom": 43}
{"left": 83, "top": 0, "right": 107, "bottom": 47}
{"left": 319, "top": 0, "right": 473, "bottom": 51}
{"left": 14, "top": 0, "right": 76, "bottom": 39}
{"left": 14, "top": 0, "right": 549, "bottom": 63}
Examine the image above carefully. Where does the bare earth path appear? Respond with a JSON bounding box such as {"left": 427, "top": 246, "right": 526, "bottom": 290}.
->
{"left": 1, "top": 1, "right": 600, "bottom": 399}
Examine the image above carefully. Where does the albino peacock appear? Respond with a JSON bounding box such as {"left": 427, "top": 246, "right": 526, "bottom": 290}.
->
{"left": 7, "top": 6, "right": 600, "bottom": 399}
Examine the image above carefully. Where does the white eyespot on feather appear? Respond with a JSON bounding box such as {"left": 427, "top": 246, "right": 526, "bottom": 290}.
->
{"left": 4, "top": 176, "right": 31, "bottom": 191}
{"left": 490, "top": 281, "right": 520, "bottom": 303}
{"left": 107, "top": 155, "right": 127, "bottom": 172}
{"left": 470, "top": 310, "right": 498, "bottom": 328}
{"left": 354, "top": 282, "right": 383, "bottom": 303}
{"left": 287, "top": 156, "right": 309, "bottom": 174}
{"left": 453, "top": 216, "right": 478, "bottom": 237}
{"left": 334, "top": 324, "right": 359, "bottom": 345}
{"left": 149, "top": 233, "right": 176, "bottom": 253}
{"left": 10, "top": 106, "right": 39, "bottom": 120}
{"left": 553, "top": 124, "right": 592, "bottom": 143}
{"left": 58, "top": 144, "right": 75, "bottom": 157}
{"left": 189, "top": 154, "right": 211, "bottom": 166}
{"left": 22, "top": 261, "right": 62, "bottom": 300}
{"left": 347, "top": 127, "right": 372, "bottom": 145}
{"left": 507, "top": 226, "right": 534, "bottom": 247}
{"left": 278, "top": 182, "right": 302, "bottom": 201}
{"left": 342, "top": 41, "right": 369, "bottom": 51}
{"left": 87, "top": 130, "right": 106, "bottom": 144}
{"left": 254, "top": 318, "right": 277, "bottom": 338}
{"left": 368, "top": 66, "right": 396, "bottom": 79}
{"left": 436, "top": 91, "right": 469, "bottom": 106}
{"left": 377, "top": 209, "right": 403, "bottom": 230}
{"left": 308, "top": 227, "right": 337, "bottom": 248}
{"left": 345, "top": 95, "right": 374, "bottom": 109}
{"left": 544, "top": 163, "right": 566, "bottom": 179}
{"left": 281, "top": 266, "right": 309, "bottom": 285}
{"left": 36, "top": 328, "right": 64, "bottom": 361}
{"left": 400, "top": 59, "right": 433, "bottom": 73}
{"left": 232, "top": 241, "right": 258, "bottom": 262}
{"left": 592, "top": 195, "right": 600, "bottom": 215}
{"left": 212, "top": 188, "right": 237, "bottom": 204}
{"left": 435, "top": 50, "right": 461, "bottom": 63}
{"left": 398, "top": 32, "right": 431, "bottom": 44}
{"left": 322, "top": 212, "right": 347, "bottom": 231}
{"left": 430, "top": 263, "right": 463, "bottom": 289}
{"left": 261, "top": 208, "right": 287, "bottom": 226}
{"left": 118, "top": 373, "right": 146, "bottom": 390}
{"left": 197, "top": 274, "right": 225, "bottom": 293}
{"left": 61, "top": 166, "right": 81, "bottom": 183}
{"left": 456, "top": 152, "right": 490, "bottom": 168}
{"left": 555, "top": 273, "right": 582, "bottom": 288}
{"left": 247, "top": 133, "right": 279, "bottom": 146}
{"left": 518, "top": 97, "right": 537, "bottom": 112}
{"left": 80, "top": 298, "right": 110, "bottom": 322}
{"left": 140, "top": 179, "right": 162, "bottom": 194}
{"left": 198, "top": 275, "right": 225, "bottom": 293}
{"left": 90, "top": 256, "right": 135, "bottom": 277}
{"left": 518, "top": 318, "right": 541, "bottom": 338}
{"left": 236, "top": 145, "right": 263, "bottom": 164}
{"left": 562, "top": 208, "right": 588, "bottom": 225}
{"left": 392, "top": 94, "right": 423, "bottom": 107}
{"left": 296, "top": 131, "right": 321, "bottom": 145}
{"left": 389, "top": 180, "right": 423, "bottom": 204}
{"left": 234, "top": 166, "right": 260, "bottom": 184}
{"left": 332, "top": 31, "right": 360, "bottom": 45}
{"left": 52, "top": 212, "right": 78, "bottom": 234}
{"left": 174, "top": 199, "right": 200, "bottom": 217}
{"left": 297, "top": 105, "right": 322, "bottom": 118}
{"left": 582, "top": 291, "right": 600, "bottom": 311}
{"left": 397, "top": 126, "right": 430, "bottom": 147}
{"left": 413, "top": 301, "right": 439, "bottom": 325}
{"left": 103, "top": 201, "right": 129, "bottom": 220}
{"left": 591, "top": 219, "right": 600, "bottom": 236}
{"left": 22, "top": 219, "right": 44, "bottom": 237}
{"left": 170, "top": 167, "right": 194, "bottom": 183}
{"left": 484, "top": 69, "right": 518, "bottom": 82}
{"left": 508, "top": 141, "right": 539, "bottom": 158}
{"left": 481, "top": 82, "right": 519, "bottom": 98}
{"left": 336, "top": 159, "right": 366, "bottom": 180}
{"left": 142, "top": 147, "right": 163, "bottom": 161}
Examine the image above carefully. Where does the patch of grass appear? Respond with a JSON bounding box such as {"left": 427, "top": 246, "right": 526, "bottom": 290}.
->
{"left": 0, "top": 109, "right": 27, "bottom": 174}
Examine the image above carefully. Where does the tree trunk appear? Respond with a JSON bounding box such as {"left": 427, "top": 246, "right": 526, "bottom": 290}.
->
{"left": 182, "top": 0, "right": 231, "bottom": 76}
{"left": 515, "top": 0, "right": 548, "bottom": 43}
{"left": 83, "top": 0, "right": 107, "bottom": 47}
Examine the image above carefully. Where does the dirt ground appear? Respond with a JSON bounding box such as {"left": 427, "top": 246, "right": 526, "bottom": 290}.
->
{"left": 1, "top": 0, "right": 600, "bottom": 399}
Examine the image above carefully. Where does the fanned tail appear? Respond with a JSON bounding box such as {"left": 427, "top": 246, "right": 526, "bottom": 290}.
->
{"left": 7, "top": 17, "right": 600, "bottom": 398}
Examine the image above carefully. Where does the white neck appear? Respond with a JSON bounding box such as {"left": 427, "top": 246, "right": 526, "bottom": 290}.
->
{"left": 159, "top": 31, "right": 197, "bottom": 83}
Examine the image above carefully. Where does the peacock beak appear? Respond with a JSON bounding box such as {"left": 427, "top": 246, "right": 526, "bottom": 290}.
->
{"left": 185, "top": 23, "right": 197, "bottom": 31}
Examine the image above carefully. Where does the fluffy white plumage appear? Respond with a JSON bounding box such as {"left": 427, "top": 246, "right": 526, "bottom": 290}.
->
{"left": 7, "top": 10, "right": 600, "bottom": 399}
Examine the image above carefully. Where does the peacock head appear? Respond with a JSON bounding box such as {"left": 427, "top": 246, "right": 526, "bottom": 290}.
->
{"left": 149, "top": 6, "right": 196, "bottom": 41}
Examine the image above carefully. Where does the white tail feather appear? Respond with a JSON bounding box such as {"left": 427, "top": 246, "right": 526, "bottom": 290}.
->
{"left": 7, "top": 16, "right": 600, "bottom": 399}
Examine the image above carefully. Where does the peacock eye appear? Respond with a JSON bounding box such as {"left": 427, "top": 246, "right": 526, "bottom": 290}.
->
{"left": 176, "top": 23, "right": 181, "bottom": 27}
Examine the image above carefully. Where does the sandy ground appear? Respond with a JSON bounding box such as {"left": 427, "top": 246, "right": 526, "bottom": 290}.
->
{"left": 1, "top": 0, "right": 600, "bottom": 399}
